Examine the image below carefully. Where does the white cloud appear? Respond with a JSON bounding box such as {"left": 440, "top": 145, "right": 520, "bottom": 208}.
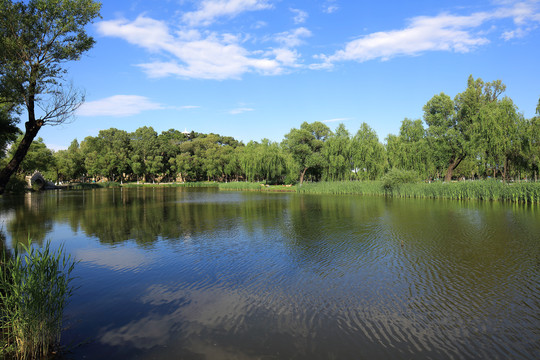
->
{"left": 274, "top": 27, "right": 312, "bottom": 48}
{"left": 324, "top": 5, "right": 338, "bottom": 14}
{"left": 316, "top": 1, "right": 540, "bottom": 67}
{"left": 182, "top": 0, "right": 272, "bottom": 26}
{"left": 77, "top": 95, "right": 164, "bottom": 117}
{"left": 290, "top": 8, "right": 308, "bottom": 24}
{"left": 323, "top": 0, "right": 338, "bottom": 14}
{"left": 229, "top": 107, "right": 254, "bottom": 114}
{"left": 97, "top": 16, "right": 289, "bottom": 80}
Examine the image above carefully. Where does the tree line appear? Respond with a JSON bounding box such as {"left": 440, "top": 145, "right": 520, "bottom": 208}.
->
{"left": 2, "top": 75, "right": 539, "bottom": 187}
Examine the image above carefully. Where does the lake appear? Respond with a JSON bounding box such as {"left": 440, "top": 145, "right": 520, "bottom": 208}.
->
{"left": 0, "top": 187, "right": 538, "bottom": 359}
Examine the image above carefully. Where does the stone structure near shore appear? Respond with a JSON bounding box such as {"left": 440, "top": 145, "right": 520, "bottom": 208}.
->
{"left": 26, "top": 171, "right": 60, "bottom": 190}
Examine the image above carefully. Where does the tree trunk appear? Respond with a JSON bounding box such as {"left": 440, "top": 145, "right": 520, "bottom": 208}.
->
{"left": 0, "top": 120, "right": 42, "bottom": 194}
{"left": 444, "top": 156, "right": 463, "bottom": 182}
{"left": 299, "top": 167, "right": 308, "bottom": 185}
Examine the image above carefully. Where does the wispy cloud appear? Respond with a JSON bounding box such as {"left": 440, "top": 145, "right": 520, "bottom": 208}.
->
{"left": 274, "top": 27, "right": 312, "bottom": 48}
{"left": 315, "top": 1, "right": 540, "bottom": 68}
{"left": 290, "top": 8, "right": 308, "bottom": 24}
{"left": 179, "top": 105, "right": 201, "bottom": 109}
{"left": 77, "top": 95, "right": 163, "bottom": 117}
{"left": 229, "top": 107, "right": 254, "bottom": 114}
{"left": 97, "top": 16, "right": 301, "bottom": 80}
{"left": 323, "top": 0, "right": 339, "bottom": 14}
{"left": 322, "top": 117, "right": 353, "bottom": 123}
{"left": 182, "top": 0, "right": 272, "bottom": 27}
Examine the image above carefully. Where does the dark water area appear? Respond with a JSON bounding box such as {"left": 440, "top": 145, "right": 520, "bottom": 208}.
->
{"left": 0, "top": 187, "right": 538, "bottom": 359}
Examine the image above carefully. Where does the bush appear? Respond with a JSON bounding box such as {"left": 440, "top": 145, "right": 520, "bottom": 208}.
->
{"left": 382, "top": 169, "right": 420, "bottom": 192}
{"left": 0, "top": 241, "right": 76, "bottom": 359}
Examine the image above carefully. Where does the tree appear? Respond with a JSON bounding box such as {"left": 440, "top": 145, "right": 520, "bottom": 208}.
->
{"left": 322, "top": 124, "right": 352, "bottom": 181}
{"left": 0, "top": 0, "right": 101, "bottom": 194}
{"left": 282, "top": 121, "right": 331, "bottom": 185}
{"left": 8, "top": 136, "right": 54, "bottom": 175}
{"left": 423, "top": 75, "right": 507, "bottom": 181}
{"left": 351, "top": 123, "right": 386, "bottom": 180}
{"left": 0, "top": 102, "right": 19, "bottom": 157}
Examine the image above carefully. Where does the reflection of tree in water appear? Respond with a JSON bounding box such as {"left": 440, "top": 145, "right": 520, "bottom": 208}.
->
{"left": 3, "top": 193, "right": 55, "bottom": 247}
{"left": 284, "top": 194, "right": 386, "bottom": 271}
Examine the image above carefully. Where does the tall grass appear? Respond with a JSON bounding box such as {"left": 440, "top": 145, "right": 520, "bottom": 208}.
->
{"left": 296, "top": 181, "right": 386, "bottom": 196}
{"left": 219, "top": 182, "right": 297, "bottom": 192}
{"left": 293, "top": 180, "right": 540, "bottom": 203}
{"left": 1, "top": 241, "right": 76, "bottom": 359}
{"left": 121, "top": 182, "right": 218, "bottom": 188}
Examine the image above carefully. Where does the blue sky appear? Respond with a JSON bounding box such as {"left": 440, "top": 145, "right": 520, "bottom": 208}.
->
{"left": 34, "top": 0, "right": 540, "bottom": 150}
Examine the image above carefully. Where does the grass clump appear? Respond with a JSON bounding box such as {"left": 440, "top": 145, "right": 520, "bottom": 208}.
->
{"left": 1, "top": 241, "right": 76, "bottom": 359}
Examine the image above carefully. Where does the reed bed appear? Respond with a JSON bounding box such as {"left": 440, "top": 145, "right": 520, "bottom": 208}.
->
{"left": 293, "top": 180, "right": 540, "bottom": 203}
{"left": 219, "top": 182, "right": 273, "bottom": 191}
{"left": 121, "top": 182, "right": 218, "bottom": 188}
{"left": 296, "top": 181, "right": 386, "bottom": 196}
{"left": 1, "top": 241, "right": 76, "bottom": 359}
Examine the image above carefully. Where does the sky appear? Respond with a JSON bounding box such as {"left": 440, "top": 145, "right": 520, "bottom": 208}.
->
{"left": 32, "top": 0, "right": 540, "bottom": 151}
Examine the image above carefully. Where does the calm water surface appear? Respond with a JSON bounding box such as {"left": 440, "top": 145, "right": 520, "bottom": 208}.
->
{"left": 0, "top": 187, "right": 538, "bottom": 359}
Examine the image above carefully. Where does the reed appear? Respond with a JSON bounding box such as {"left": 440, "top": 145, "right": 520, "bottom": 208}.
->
{"left": 291, "top": 180, "right": 540, "bottom": 203}
{"left": 219, "top": 182, "right": 298, "bottom": 192}
{"left": 296, "top": 181, "right": 386, "bottom": 196}
{"left": 1, "top": 241, "right": 76, "bottom": 359}
{"left": 121, "top": 182, "right": 218, "bottom": 188}
{"left": 219, "top": 182, "right": 270, "bottom": 191}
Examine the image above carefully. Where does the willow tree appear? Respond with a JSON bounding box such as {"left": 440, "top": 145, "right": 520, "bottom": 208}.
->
{"left": 423, "top": 75, "right": 507, "bottom": 182}
{"left": 282, "top": 121, "right": 331, "bottom": 185}
{"left": 351, "top": 122, "right": 386, "bottom": 180}
{"left": 0, "top": 0, "right": 101, "bottom": 194}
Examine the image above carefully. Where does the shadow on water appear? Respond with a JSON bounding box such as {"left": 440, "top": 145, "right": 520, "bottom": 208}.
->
{"left": 0, "top": 188, "right": 538, "bottom": 359}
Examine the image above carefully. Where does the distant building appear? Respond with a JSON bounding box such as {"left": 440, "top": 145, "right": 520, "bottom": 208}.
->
{"left": 181, "top": 128, "right": 190, "bottom": 136}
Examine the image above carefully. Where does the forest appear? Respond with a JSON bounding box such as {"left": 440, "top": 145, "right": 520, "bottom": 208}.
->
{"left": 2, "top": 76, "right": 540, "bottom": 189}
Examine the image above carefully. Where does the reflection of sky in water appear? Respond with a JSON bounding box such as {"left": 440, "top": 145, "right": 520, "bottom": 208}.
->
{"left": 0, "top": 189, "right": 538, "bottom": 359}
{"left": 75, "top": 247, "right": 156, "bottom": 272}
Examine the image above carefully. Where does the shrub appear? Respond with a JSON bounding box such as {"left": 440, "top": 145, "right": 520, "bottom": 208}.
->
{"left": 381, "top": 169, "right": 420, "bottom": 192}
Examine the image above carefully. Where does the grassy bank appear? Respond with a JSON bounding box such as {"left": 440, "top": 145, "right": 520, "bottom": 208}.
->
{"left": 121, "top": 182, "right": 218, "bottom": 188}
{"left": 295, "top": 180, "right": 540, "bottom": 203}
{"left": 219, "top": 182, "right": 296, "bottom": 192}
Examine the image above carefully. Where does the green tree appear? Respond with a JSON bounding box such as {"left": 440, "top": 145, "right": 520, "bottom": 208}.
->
{"left": 8, "top": 136, "right": 54, "bottom": 175}
{"left": 474, "top": 97, "right": 521, "bottom": 180}
{"left": 130, "top": 126, "right": 162, "bottom": 182}
{"left": 0, "top": 102, "right": 19, "bottom": 157}
{"left": 351, "top": 123, "right": 386, "bottom": 180}
{"left": 282, "top": 121, "right": 331, "bottom": 185}
{"left": 0, "top": 0, "right": 101, "bottom": 194}
{"left": 423, "top": 75, "right": 507, "bottom": 181}
{"left": 322, "top": 124, "right": 352, "bottom": 181}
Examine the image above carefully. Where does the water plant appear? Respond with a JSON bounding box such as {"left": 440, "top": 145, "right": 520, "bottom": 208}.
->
{"left": 0, "top": 240, "right": 76, "bottom": 359}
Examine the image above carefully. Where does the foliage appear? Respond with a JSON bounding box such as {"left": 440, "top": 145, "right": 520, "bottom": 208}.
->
{"left": 381, "top": 168, "right": 420, "bottom": 192}
{"left": 0, "top": 0, "right": 102, "bottom": 195}
{"left": 282, "top": 121, "right": 331, "bottom": 184}
{"left": 3, "top": 173, "right": 26, "bottom": 194}
{"left": 8, "top": 137, "right": 54, "bottom": 176}
{"left": 0, "top": 240, "right": 76, "bottom": 359}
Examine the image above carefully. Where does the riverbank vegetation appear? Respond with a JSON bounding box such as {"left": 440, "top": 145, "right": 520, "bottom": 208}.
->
{"left": 0, "top": 240, "right": 76, "bottom": 359}
{"left": 2, "top": 76, "right": 540, "bottom": 203}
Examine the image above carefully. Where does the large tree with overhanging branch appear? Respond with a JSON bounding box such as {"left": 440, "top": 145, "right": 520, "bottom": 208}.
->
{"left": 0, "top": 0, "right": 101, "bottom": 194}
